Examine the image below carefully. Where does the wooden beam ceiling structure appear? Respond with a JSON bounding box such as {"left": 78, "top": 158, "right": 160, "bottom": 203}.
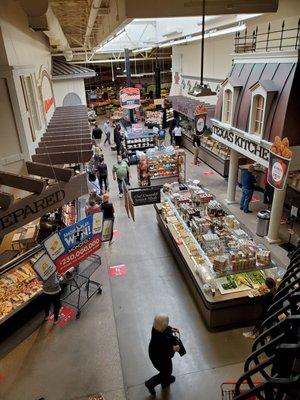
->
{"left": 0, "top": 105, "right": 93, "bottom": 237}
{"left": 34, "top": 105, "right": 93, "bottom": 165}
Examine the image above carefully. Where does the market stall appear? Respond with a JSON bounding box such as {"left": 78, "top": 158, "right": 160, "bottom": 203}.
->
{"left": 124, "top": 126, "right": 156, "bottom": 164}
{"left": 155, "top": 181, "right": 283, "bottom": 329}
{"left": 138, "top": 147, "right": 186, "bottom": 187}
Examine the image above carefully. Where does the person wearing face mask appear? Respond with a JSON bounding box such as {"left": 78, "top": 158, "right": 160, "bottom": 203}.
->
{"left": 112, "top": 155, "right": 130, "bottom": 198}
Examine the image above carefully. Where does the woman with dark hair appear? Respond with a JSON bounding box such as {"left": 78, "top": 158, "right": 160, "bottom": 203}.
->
{"left": 145, "top": 314, "right": 180, "bottom": 396}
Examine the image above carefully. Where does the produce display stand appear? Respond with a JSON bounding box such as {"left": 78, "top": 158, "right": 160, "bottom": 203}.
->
{"left": 154, "top": 186, "right": 283, "bottom": 329}
{"left": 61, "top": 254, "right": 102, "bottom": 319}
{"left": 138, "top": 147, "right": 186, "bottom": 187}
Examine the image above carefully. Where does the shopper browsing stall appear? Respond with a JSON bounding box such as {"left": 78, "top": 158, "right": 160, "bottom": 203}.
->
{"left": 173, "top": 123, "right": 182, "bottom": 147}
{"left": 92, "top": 124, "right": 103, "bottom": 148}
{"left": 193, "top": 133, "right": 201, "bottom": 165}
{"left": 43, "top": 272, "right": 61, "bottom": 324}
{"left": 112, "top": 155, "right": 130, "bottom": 198}
{"left": 97, "top": 158, "right": 108, "bottom": 194}
{"left": 240, "top": 165, "right": 256, "bottom": 213}
{"left": 101, "top": 193, "right": 115, "bottom": 245}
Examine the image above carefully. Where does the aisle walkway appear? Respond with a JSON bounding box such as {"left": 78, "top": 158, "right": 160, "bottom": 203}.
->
{"left": 0, "top": 135, "right": 287, "bottom": 400}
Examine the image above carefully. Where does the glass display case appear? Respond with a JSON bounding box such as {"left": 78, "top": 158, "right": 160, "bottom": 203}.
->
{"left": 201, "top": 136, "right": 230, "bottom": 160}
{"left": 155, "top": 183, "right": 283, "bottom": 328}
{"left": 0, "top": 247, "right": 43, "bottom": 324}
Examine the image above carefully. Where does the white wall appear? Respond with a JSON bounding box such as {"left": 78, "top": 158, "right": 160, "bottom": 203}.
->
{"left": 53, "top": 79, "right": 87, "bottom": 107}
{"left": 170, "top": 0, "right": 300, "bottom": 98}
{"left": 0, "top": 0, "right": 53, "bottom": 167}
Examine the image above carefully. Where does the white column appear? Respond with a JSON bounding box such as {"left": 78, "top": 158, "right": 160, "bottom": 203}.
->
{"left": 226, "top": 149, "right": 239, "bottom": 204}
{"left": 266, "top": 184, "right": 287, "bottom": 244}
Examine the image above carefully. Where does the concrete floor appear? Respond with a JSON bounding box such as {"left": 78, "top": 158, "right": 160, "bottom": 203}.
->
{"left": 0, "top": 130, "right": 291, "bottom": 400}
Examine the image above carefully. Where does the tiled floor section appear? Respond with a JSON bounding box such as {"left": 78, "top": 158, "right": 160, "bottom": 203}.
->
{"left": 0, "top": 129, "right": 292, "bottom": 400}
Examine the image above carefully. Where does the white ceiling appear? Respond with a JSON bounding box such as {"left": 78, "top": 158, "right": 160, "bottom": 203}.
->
{"left": 96, "top": 14, "right": 261, "bottom": 53}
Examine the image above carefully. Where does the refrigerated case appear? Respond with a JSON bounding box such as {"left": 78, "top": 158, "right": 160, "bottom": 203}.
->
{"left": 155, "top": 188, "right": 283, "bottom": 329}
{"left": 0, "top": 246, "right": 43, "bottom": 325}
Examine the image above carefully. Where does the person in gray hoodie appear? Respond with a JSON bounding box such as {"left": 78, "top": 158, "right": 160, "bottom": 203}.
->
{"left": 43, "top": 272, "right": 61, "bottom": 324}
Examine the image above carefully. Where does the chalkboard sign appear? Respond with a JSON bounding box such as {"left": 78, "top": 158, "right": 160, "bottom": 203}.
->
{"left": 131, "top": 187, "right": 161, "bottom": 206}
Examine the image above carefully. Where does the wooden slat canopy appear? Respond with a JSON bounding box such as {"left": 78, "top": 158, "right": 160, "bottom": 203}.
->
{"left": 35, "top": 143, "right": 92, "bottom": 154}
{"left": 0, "top": 171, "right": 46, "bottom": 194}
{"left": 41, "top": 134, "right": 91, "bottom": 141}
{"left": 32, "top": 150, "right": 93, "bottom": 165}
{"left": 39, "top": 139, "right": 92, "bottom": 147}
{"left": 26, "top": 162, "right": 74, "bottom": 182}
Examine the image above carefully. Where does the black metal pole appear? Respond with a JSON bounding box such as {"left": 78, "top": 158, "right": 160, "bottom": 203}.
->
{"left": 200, "top": 0, "right": 205, "bottom": 86}
{"left": 124, "top": 48, "right": 134, "bottom": 123}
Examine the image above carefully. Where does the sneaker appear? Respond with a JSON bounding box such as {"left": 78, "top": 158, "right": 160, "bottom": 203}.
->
{"left": 243, "top": 331, "right": 256, "bottom": 339}
{"left": 145, "top": 381, "right": 156, "bottom": 396}
{"left": 119, "top": 193, "right": 123, "bottom": 198}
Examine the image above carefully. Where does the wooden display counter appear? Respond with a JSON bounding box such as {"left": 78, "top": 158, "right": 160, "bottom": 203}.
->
{"left": 155, "top": 204, "right": 265, "bottom": 330}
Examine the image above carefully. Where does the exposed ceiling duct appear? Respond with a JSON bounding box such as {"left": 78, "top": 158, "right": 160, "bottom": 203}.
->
{"left": 20, "top": 0, "right": 73, "bottom": 61}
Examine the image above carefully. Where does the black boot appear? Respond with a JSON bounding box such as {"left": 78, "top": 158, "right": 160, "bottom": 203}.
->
{"left": 145, "top": 381, "right": 156, "bottom": 396}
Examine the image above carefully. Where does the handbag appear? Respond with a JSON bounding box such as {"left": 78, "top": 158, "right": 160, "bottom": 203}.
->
{"left": 172, "top": 332, "right": 186, "bottom": 357}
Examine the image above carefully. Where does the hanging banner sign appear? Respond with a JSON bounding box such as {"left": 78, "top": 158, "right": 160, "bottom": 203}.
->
{"left": 43, "top": 213, "right": 103, "bottom": 274}
{"left": 131, "top": 187, "right": 161, "bottom": 206}
{"left": 120, "top": 87, "right": 141, "bottom": 109}
{"left": 267, "top": 151, "right": 291, "bottom": 190}
{"left": 195, "top": 114, "right": 206, "bottom": 135}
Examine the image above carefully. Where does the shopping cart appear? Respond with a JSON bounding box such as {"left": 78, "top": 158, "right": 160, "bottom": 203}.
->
{"left": 221, "top": 381, "right": 260, "bottom": 400}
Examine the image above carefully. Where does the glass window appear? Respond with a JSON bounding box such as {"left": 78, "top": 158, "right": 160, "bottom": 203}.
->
{"left": 223, "top": 89, "right": 232, "bottom": 123}
{"left": 253, "top": 95, "right": 264, "bottom": 135}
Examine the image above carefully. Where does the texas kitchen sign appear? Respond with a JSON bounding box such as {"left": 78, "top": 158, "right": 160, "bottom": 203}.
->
{"left": 211, "top": 119, "right": 270, "bottom": 167}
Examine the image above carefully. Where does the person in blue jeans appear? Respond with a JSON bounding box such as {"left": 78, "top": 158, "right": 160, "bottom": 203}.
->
{"left": 240, "top": 165, "right": 256, "bottom": 213}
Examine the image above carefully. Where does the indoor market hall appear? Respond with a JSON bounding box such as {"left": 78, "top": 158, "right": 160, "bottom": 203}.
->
{"left": 0, "top": 1, "right": 299, "bottom": 400}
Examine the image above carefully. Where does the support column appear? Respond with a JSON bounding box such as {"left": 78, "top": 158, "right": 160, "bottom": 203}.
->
{"left": 266, "top": 185, "right": 287, "bottom": 244}
{"left": 226, "top": 149, "right": 239, "bottom": 204}
{"left": 124, "top": 48, "right": 134, "bottom": 123}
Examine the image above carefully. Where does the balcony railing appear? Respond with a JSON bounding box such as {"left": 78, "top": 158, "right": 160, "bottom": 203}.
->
{"left": 234, "top": 19, "right": 300, "bottom": 53}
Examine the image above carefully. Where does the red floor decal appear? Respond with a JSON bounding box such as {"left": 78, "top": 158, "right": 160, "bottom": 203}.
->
{"left": 0, "top": 373, "right": 4, "bottom": 383}
{"left": 251, "top": 194, "right": 261, "bottom": 203}
{"left": 203, "top": 170, "right": 215, "bottom": 176}
{"left": 108, "top": 264, "right": 127, "bottom": 278}
{"left": 48, "top": 306, "right": 76, "bottom": 327}
{"left": 113, "top": 230, "right": 120, "bottom": 239}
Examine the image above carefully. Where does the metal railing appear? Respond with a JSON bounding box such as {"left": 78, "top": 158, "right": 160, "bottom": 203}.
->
{"left": 234, "top": 19, "right": 300, "bottom": 53}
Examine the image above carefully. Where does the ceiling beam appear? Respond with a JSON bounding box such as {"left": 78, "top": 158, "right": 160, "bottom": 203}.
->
{"left": 26, "top": 162, "right": 74, "bottom": 182}
{"left": 0, "top": 171, "right": 46, "bottom": 194}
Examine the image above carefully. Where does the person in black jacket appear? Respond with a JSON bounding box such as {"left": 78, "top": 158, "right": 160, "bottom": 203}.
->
{"left": 97, "top": 158, "right": 108, "bottom": 193}
{"left": 92, "top": 124, "right": 103, "bottom": 149}
{"left": 145, "top": 314, "right": 180, "bottom": 396}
